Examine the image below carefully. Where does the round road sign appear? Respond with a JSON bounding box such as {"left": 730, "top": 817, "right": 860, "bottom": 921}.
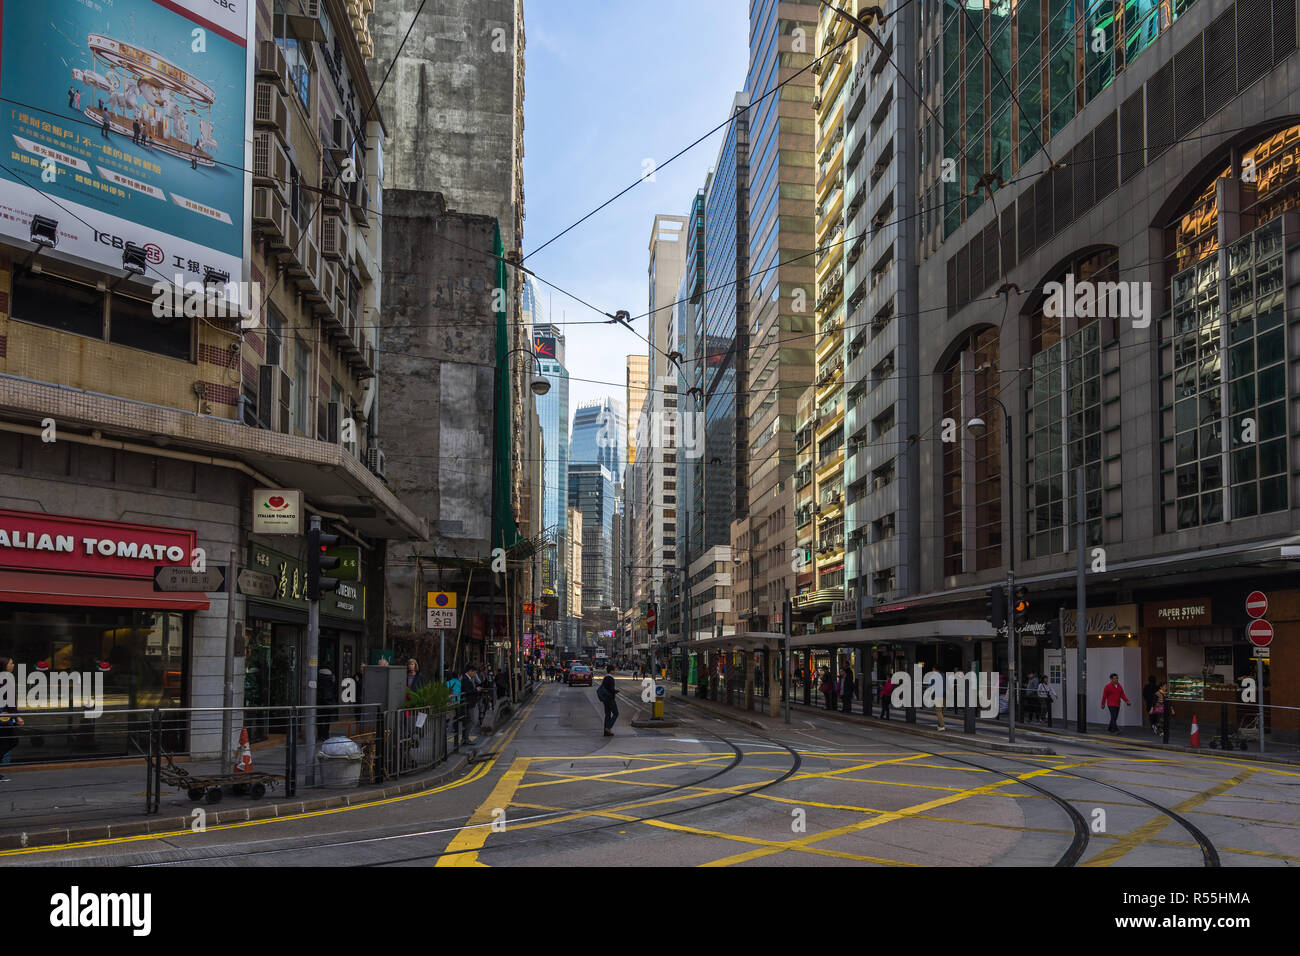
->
{"left": 1246, "top": 591, "right": 1268, "bottom": 619}
{"left": 1247, "top": 619, "right": 1274, "bottom": 647}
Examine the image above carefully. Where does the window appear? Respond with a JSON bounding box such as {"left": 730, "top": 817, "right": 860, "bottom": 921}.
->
{"left": 11, "top": 270, "right": 104, "bottom": 339}
{"left": 293, "top": 338, "right": 310, "bottom": 436}
{"left": 942, "top": 327, "right": 1002, "bottom": 576}
{"left": 265, "top": 308, "right": 283, "bottom": 366}
{"left": 110, "top": 291, "right": 192, "bottom": 361}
{"left": 274, "top": 1, "right": 312, "bottom": 109}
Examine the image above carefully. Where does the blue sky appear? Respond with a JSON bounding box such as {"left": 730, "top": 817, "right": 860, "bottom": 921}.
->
{"left": 522, "top": 0, "right": 750, "bottom": 415}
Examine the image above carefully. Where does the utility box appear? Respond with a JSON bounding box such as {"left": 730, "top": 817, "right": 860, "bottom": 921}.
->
{"left": 364, "top": 664, "right": 409, "bottom": 712}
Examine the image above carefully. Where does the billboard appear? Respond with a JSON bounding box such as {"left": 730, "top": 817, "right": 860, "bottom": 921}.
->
{"left": 533, "top": 335, "right": 557, "bottom": 360}
{"left": 0, "top": 0, "right": 253, "bottom": 303}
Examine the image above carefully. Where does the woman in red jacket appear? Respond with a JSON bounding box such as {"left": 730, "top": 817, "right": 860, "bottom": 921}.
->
{"left": 1100, "top": 673, "right": 1131, "bottom": 733}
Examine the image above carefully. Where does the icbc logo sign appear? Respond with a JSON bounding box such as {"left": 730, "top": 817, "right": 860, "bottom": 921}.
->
{"left": 94, "top": 230, "right": 165, "bottom": 264}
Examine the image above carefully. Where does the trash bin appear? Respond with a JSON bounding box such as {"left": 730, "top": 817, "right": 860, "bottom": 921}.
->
{"left": 318, "top": 736, "right": 363, "bottom": 788}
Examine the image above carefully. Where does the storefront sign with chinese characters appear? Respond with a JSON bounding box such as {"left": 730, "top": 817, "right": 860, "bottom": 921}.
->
{"left": 1143, "top": 599, "right": 1212, "bottom": 628}
{"left": 248, "top": 543, "right": 364, "bottom": 621}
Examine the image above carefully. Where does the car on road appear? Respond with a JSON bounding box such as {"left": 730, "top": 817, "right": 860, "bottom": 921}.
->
{"left": 567, "top": 664, "right": 593, "bottom": 686}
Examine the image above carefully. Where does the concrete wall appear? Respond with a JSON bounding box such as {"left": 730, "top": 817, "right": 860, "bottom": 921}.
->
{"left": 380, "top": 188, "right": 499, "bottom": 646}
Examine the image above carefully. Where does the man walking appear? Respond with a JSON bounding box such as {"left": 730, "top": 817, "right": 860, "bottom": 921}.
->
{"left": 1023, "top": 672, "right": 1038, "bottom": 723}
{"left": 1100, "top": 673, "right": 1130, "bottom": 733}
{"left": 597, "top": 666, "right": 618, "bottom": 737}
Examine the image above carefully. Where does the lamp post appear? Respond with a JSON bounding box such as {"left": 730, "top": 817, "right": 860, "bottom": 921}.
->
{"left": 967, "top": 398, "right": 1017, "bottom": 744}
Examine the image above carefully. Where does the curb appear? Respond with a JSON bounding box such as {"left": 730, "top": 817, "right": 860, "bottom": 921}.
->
{"left": 0, "top": 752, "right": 473, "bottom": 852}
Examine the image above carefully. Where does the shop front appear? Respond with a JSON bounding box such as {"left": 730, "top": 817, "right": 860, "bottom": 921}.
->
{"left": 1044, "top": 604, "right": 1141, "bottom": 726}
{"left": 243, "top": 543, "right": 307, "bottom": 743}
{"left": 0, "top": 508, "right": 204, "bottom": 761}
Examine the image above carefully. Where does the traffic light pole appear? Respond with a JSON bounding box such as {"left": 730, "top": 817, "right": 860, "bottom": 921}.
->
{"left": 304, "top": 515, "right": 340, "bottom": 786}
{"left": 1002, "top": 402, "right": 1017, "bottom": 745}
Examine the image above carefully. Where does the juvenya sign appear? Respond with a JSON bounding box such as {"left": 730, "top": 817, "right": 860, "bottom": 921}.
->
{"left": 249, "top": 544, "right": 363, "bottom": 621}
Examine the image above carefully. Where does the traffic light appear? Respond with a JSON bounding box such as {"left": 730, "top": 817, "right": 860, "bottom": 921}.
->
{"left": 308, "top": 524, "right": 341, "bottom": 600}
{"left": 1044, "top": 620, "right": 1061, "bottom": 649}
{"left": 1014, "top": 586, "right": 1029, "bottom": 628}
{"left": 987, "top": 585, "right": 1006, "bottom": 630}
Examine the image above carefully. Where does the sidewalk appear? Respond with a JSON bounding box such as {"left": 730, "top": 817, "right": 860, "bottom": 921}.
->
{"left": 0, "top": 716, "right": 505, "bottom": 852}
{"left": 674, "top": 685, "right": 1300, "bottom": 764}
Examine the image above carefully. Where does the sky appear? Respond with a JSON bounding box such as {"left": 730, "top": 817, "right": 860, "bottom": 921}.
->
{"left": 522, "top": 0, "right": 751, "bottom": 416}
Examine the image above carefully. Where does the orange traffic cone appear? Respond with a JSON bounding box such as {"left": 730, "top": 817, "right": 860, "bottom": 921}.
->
{"left": 1189, "top": 714, "right": 1200, "bottom": 748}
{"left": 234, "top": 727, "right": 253, "bottom": 773}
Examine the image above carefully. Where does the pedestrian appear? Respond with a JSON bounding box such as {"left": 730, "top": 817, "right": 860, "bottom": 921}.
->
{"left": 1150, "top": 680, "right": 1174, "bottom": 736}
{"left": 1142, "top": 676, "right": 1159, "bottom": 729}
{"left": 932, "top": 668, "right": 946, "bottom": 731}
{"left": 1022, "top": 672, "right": 1038, "bottom": 723}
{"left": 460, "top": 664, "right": 480, "bottom": 737}
{"left": 494, "top": 666, "right": 509, "bottom": 703}
{"left": 879, "top": 674, "right": 895, "bottom": 720}
{"left": 840, "top": 662, "right": 855, "bottom": 714}
{"left": 406, "top": 658, "right": 426, "bottom": 691}
{"left": 1037, "top": 673, "right": 1056, "bottom": 728}
{"left": 597, "top": 666, "right": 619, "bottom": 737}
{"left": 0, "top": 657, "right": 24, "bottom": 780}
{"left": 820, "top": 667, "right": 835, "bottom": 710}
{"left": 1100, "top": 673, "right": 1130, "bottom": 733}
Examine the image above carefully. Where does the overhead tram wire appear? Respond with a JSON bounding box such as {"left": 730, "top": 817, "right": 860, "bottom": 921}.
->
{"left": 519, "top": 17, "right": 875, "bottom": 265}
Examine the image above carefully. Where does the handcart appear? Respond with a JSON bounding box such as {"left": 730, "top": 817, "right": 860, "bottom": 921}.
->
{"left": 158, "top": 752, "right": 284, "bottom": 804}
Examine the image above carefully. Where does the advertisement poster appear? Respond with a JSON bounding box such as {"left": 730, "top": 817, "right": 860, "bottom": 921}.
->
{"left": 0, "top": 0, "right": 253, "bottom": 298}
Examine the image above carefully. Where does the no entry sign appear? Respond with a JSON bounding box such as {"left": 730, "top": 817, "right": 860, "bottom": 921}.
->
{"left": 1247, "top": 619, "right": 1274, "bottom": 647}
{"left": 1246, "top": 591, "right": 1268, "bottom": 619}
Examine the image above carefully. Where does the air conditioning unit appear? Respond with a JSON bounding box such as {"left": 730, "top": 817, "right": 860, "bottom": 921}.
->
{"left": 252, "top": 186, "right": 288, "bottom": 247}
{"left": 287, "top": 0, "right": 325, "bottom": 39}
{"left": 366, "top": 446, "right": 386, "bottom": 480}
{"left": 295, "top": 232, "right": 321, "bottom": 295}
{"left": 252, "top": 131, "right": 289, "bottom": 193}
{"left": 322, "top": 179, "right": 344, "bottom": 214}
{"left": 314, "top": 257, "right": 337, "bottom": 312}
{"left": 254, "top": 82, "right": 289, "bottom": 138}
{"left": 281, "top": 216, "right": 303, "bottom": 273}
{"left": 257, "top": 365, "right": 292, "bottom": 433}
{"left": 321, "top": 215, "right": 348, "bottom": 261}
{"left": 256, "top": 40, "right": 289, "bottom": 94}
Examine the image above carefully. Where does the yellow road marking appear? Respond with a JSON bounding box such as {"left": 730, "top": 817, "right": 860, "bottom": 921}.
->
{"left": 0, "top": 684, "right": 543, "bottom": 859}
{"left": 1083, "top": 768, "right": 1255, "bottom": 867}
{"left": 699, "top": 764, "right": 1071, "bottom": 867}
{"left": 436, "top": 757, "right": 532, "bottom": 867}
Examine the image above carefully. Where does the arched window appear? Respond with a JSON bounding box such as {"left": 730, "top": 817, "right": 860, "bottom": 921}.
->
{"left": 941, "top": 327, "right": 1002, "bottom": 577}
{"left": 1025, "top": 247, "right": 1116, "bottom": 559}
{"left": 1161, "top": 123, "right": 1300, "bottom": 530}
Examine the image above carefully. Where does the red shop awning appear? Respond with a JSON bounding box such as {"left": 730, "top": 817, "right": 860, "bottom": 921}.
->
{"left": 0, "top": 571, "right": 211, "bottom": 611}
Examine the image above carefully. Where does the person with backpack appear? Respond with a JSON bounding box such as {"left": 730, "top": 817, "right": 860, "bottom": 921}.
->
{"left": 597, "top": 667, "right": 618, "bottom": 737}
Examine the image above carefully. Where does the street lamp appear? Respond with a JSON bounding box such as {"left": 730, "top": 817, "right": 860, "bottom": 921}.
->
{"left": 967, "top": 397, "right": 1017, "bottom": 743}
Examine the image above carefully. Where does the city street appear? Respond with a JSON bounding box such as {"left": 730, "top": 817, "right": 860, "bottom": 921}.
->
{"left": 11, "top": 676, "right": 1298, "bottom": 868}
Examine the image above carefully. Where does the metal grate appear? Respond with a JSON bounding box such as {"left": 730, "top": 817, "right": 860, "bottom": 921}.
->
{"left": 956, "top": 243, "right": 970, "bottom": 311}
{"left": 1053, "top": 161, "right": 1073, "bottom": 234}
{"left": 967, "top": 235, "right": 983, "bottom": 302}
{"left": 1174, "top": 35, "right": 1205, "bottom": 143}
{"left": 947, "top": 254, "right": 957, "bottom": 316}
{"left": 1120, "top": 91, "right": 1145, "bottom": 183}
{"left": 1146, "top": 61, "right": 1175, "bottom": 161}
{"left": 1237, "top": 0, "right": 1273, "bottom": 88}
{"left": 1203, "top": 8, "right": 1238, "bottom": 118}
{"left": 1034, "top": 175, "right": 1052, "bottom": 246}
{"left": 1273, "top": 0, "right": 1297, "bottom": 60}
{"left": 1001, "top": 205, "right": 1017, "bottom": 274}
{"left": 1072, "top": 133, "right": 1094, "bottom": 214}
{"left": 1018, "top": 186, "right": 1036, "bottom": 258}
{"left": 983, "top": 222, "right": 999, "bottom": 291}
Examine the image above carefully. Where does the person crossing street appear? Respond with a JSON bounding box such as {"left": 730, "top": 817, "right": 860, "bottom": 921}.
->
{"left": 597, "top": 666, "right": 619, "bottom": 737}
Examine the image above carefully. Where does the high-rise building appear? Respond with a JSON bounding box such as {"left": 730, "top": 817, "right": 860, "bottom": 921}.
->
{"left": 532, "top": 317, "right": 569, "bottom": 640}
{"left": 568, "top": 463, "right": 616, "bottom": 614}
{"left": 626, "top": 355, "right": 649, "bottom": 466}
{"left": 907, "top": 0, "right": 1300, "bottom": 730}
{"left": 570, "top": 397, "right": 625, "bottom": 481}
{"left": 736, "top": 0, "right": 819, "bottom": 632}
